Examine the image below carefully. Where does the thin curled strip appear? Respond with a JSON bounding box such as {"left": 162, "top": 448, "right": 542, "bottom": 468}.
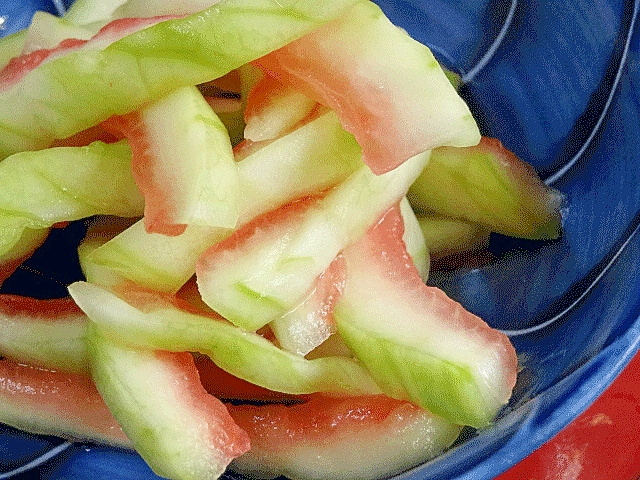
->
{"left": 0, "top": 141, "right": 143, "bottom": 284}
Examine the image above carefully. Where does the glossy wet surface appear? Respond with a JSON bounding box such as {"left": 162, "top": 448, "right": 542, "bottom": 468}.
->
{"left": 1, "top": 1, "right": 640, "bottom": 479}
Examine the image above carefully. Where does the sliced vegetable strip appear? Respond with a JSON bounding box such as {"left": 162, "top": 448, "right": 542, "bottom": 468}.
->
{"left": 83, "top": 221, "right": 228, "bottom": 292}
{"left": 103, "top": 86, "right": 239, "bottom": 236}
{"left": 229, "top": 394, "right": 462, "bottom": 480}
{"left": 255, "top": 0, "right": 479, "bottom": 174}
{"left": 0, "top": 296, "right": 89, "bottom": 374}
{"left": 408, "top": 137, "right": 563, "bottom": 239}
{"left": 0, "top": 140, "right": 142, "bottom": 227}
{"left": 197, "top": 152, "right": 427, "bottom": 331}
{"left": 417, "top": 214, "right": 490, "bottom": 259}
{"left": 87, "top": 326, "right": 251, "bottom": 480}
{"left": 334, "top": 206, "right": 518, "bottom": 427}
{"left": 0, "top": 141, "right": 142, "bottom": 266}
{"left": 244, "top": 74, "right": 318, "bottom": 141}
{"left": 0, "top": 357, "right": 130, "bottom": 448}
{"left": 85, "top": 111, "right": 363, "bottom": 293}
{"left": 233, "top": 112, "right": 363, "bottom": 225}
{"left": 0, "top": 0, "right": 359, "bottom": 159}
{"left": 68, "top": 282, "right": 382, "bottom": 396}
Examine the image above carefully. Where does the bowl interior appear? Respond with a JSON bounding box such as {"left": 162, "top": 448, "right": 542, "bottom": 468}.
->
{"left": 1, "top": 1, "right": 640, "bottom": 479}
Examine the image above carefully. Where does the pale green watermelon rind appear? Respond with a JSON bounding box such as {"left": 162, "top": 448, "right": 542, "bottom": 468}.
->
{"left": 0, "top": 218, "right": 48, "bottom": 263}
{"left": 130, "top": 85, "right": 240, "bottom": 231}
{"left": 0, "top": 0, "right": 360, "bottom": 159}
{"left": 203, "top": 333, "right": 381, "bottom": 397}
{"left": 400, "top": 197, "right": 429, "bottom": 282}
{"left": 21, "top": 12, "right": 95, "bottom": 54}
{"left": 0, "top": 309, "right": 89, "bottom": 375}
{"left": 407, "top": 143, "right": 562, "bottom": 239}
{"left": 0, "top": 141, "right": 143, "bottom": 228}
{"left": 335, "top": 318, "right": 491, "bottom": 428}
{"left": 416, "top": 214, "right": 490, "bottom": 258}
{"left": 78, "top": 230, "right": 132, "bottom": 289}
{"left": 86, "top": 324, "right": 240, "bottom": 480}
{"left": 85, "top": 221, "right": 230, "bottom": 293}
{"left": 236, "top": 111, "right": 363, "bottom": 224}
{"left": 68, "top": 281, "right": 381, "bottom": 396}
{"left": 82, "top": 112, "right": 361, "bottom": 295}
{"left": 63, "top": 0, "right": 131, "bottom": 25}
{"left": 0, "top": 30, "right": 27, "bottom": 71}
{"left": 199, "top": 151, "right": 428, "bottom": 332}
{"left": 230, "top": 401, "right": 462, "bottom": 480}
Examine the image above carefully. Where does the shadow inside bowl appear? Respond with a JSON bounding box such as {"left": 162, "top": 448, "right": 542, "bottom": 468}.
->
{"left": 1, "top": 0, "right": 640, "bottom": 479}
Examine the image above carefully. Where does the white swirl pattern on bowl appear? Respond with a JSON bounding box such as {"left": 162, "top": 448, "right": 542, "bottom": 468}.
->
{"left": 1, "top": 0, "right": 640, "bottom": 479}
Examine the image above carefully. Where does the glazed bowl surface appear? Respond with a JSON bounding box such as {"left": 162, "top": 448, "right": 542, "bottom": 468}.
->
{"left": 1, "top": 1, "right": 639, "bottom": 479}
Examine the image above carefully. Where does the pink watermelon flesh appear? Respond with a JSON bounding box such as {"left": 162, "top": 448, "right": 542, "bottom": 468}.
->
{"left": 0, "top": 357, "right": 130, "bottom": 447}
{"left": 254, "top": 2, "right": 479, "bottom": 175}
{"left": 334, "top": 205, "right": 518, "bottom": 427}
{"left": 228, "top": 394, "right": 461, "bottom": 480}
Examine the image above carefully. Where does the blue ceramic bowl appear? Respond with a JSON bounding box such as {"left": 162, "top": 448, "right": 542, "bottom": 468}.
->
{"left": 1, "top": 1, "right": 640, "bottom": 479}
